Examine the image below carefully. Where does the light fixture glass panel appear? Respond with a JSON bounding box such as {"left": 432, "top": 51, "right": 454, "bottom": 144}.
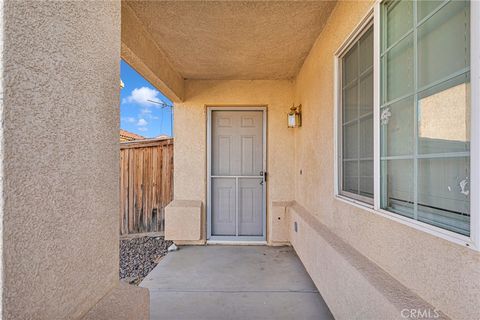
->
{"left": 288, "top": 113, "right": 296, "bottom": 127}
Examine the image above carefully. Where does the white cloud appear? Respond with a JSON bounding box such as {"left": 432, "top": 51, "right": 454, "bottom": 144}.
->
{"left": 141, "top": 112, "right": 159, "bottom": 120}
{"left": 138, "top": 127, "right": 148, "bottom": 132}
{"left": 125, "top": 117, "right": 136, "bottom": 123}
{"left": 137, "top": 118, "right": 148, "bottom": 126}
{"left": 123, "top": 86, "right": 162, "bottom": 106}
{"left": 141, "top": 108, "right": 152, "bottom": 114}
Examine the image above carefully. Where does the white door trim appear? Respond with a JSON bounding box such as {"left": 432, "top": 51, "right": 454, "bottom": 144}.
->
{"left": 206, "top": 106, "right": 267, "bottom": 241}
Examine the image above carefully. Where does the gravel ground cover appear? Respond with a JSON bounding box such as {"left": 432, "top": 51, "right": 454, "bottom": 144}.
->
{"left": 120, "top": 235, "right": 173, "bottom": 285}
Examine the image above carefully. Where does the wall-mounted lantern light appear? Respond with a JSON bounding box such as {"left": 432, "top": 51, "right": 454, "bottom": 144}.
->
{"left": 287, "top": 104, "right": 302, "bottom": 128}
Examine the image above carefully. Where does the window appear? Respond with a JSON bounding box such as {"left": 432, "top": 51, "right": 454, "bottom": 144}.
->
{"left": 335, "top": 0, "right": 479, "bottom": 245}
{"left": 380, "top": 0, "right": 471, "bottom": 236}
{"left": 338, "top": 21, "right": 374, "bottom": 204}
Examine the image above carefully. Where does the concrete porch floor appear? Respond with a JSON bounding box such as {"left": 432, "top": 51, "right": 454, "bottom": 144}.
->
{"left": 140, "top": 245, "right": 334, "bottom": 320}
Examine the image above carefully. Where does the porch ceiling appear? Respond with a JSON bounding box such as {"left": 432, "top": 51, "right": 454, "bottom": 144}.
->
{"left": 125, "top": 0, "right": 336, "bottom": 80}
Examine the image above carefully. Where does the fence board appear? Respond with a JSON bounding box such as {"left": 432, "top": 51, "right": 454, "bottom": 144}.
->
{"left": 119, "top": 138, "right": 173, "bottom": 235}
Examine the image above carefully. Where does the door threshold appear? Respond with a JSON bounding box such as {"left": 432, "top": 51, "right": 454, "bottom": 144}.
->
{"left": 207, "top": 240, "right": 267, "bottom": 246}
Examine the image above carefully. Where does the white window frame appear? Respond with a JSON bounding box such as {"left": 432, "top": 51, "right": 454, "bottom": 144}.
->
{"left": 334, "top": 9, "right": 375, "bottom": 207}
{"left": 334, "top": 0, "right": 480, "bottom": 250}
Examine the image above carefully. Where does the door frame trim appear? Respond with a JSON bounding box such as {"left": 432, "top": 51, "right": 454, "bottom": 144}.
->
{"left": 206, "top": 106, "right": 267, "bottom": 241}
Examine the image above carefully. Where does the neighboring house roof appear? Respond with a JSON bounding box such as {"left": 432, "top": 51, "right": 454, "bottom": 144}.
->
{"left": 120, "top": 129, "right": 145, "bottom": 142}
{"left": 155, "top": 134, "right": 171, "bottom": 140}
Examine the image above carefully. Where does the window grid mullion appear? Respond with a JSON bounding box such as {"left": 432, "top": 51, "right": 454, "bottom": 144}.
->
{"left": 416, "top": 0, "right": 451, "bottom": 29}
{"left": 340, "top": 59, "right": 344, "bottom": 195}
{"left": 360, "top": 65, "right": 373, "bottom": 79}
{"left": 380, "top": 92, "right": 414, "bottom": 109}
{"left": 380, "top": 28, "right": 414, "bottom": 58}
{"left": 343, "top": 78, "right": 359, "bottom": 91}
{"left": 413, "top": 0, "right": 419, "bottom": 221}
{"left": 380, "top": 2, "right": 388, "bottom": 208}
{"left": 357, "top": 41, "right": 361, "bottom": 196}
{"left": 380, "top": 65, "right": 471, "bottom": 109}
{"left": 381, "top": 152, "right": 470, "bottom": 161}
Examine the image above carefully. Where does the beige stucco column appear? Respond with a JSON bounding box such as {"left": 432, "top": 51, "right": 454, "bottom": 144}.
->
{"left": 0, "top": 1, "right": 148, "bottom": 319}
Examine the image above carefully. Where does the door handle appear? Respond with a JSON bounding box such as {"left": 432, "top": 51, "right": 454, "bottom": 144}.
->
{"left": 260, "top": 171, "right": 267, "bottom": 182}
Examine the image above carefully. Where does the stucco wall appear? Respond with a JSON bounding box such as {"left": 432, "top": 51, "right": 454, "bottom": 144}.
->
{"left": 121, "top": 2, "right": 184, "bottom": 102}
{"left": 293, "top": 1, "right": 480, "bottom": 319}
{"left": 2, "top": 1, "right": 123, "bottom": 318}
{"left": 287, "top": 202, "right": 451, "bottom": 320}
{"left": 174, "top": 80, "right": 295, "bottom": 242}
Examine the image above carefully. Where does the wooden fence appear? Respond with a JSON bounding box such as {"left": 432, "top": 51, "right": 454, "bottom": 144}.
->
{"left": 120, "top": 138, "right": 173, "bottom": 235}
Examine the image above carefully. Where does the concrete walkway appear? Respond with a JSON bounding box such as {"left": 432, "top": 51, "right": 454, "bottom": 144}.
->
{"left": 141, "top": 245, "right": 333, "bottom": 320}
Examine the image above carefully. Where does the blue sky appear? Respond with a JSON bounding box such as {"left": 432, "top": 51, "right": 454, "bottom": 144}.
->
{"left": 120, "top": 60, "right": 173, "bottom": 138}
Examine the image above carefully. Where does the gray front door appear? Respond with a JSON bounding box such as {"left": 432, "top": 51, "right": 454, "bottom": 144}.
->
{"left": 209, "top": 110, "right": 265, "bottom": 240}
